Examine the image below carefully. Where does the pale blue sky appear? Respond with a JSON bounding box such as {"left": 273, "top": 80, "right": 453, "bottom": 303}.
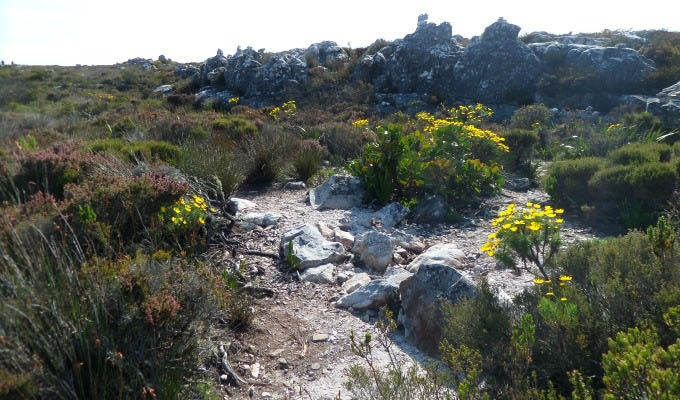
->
{"left": 1, "top": 0, "right": 679, "bottom": 65}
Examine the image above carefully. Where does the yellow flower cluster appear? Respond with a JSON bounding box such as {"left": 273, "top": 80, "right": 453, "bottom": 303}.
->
{"left": 269, "top": 100, "right": 297, "bottom": 120}
{"left": 534, "top": 275, "right": 572, "bottom": 301}
{"left": 228, "top": 97, "right": 240, "bottom": 105}
{"left": 352, "top": 119, "right": 369, "bottom": 128}
{"left": 481, "top": 203, "right": 564, "bottom": 257}
{"left": 416, "top": 106, "right": 509, "bottom": 153}
{"left": 159, "top": 195, "right": 216, "bottom": 227}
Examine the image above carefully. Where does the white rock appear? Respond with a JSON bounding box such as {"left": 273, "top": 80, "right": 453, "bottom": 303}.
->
{"left": 341, "top": 273, "right": 371, "bottom": 294}
{"left": 241, "top": 212, "right": 281, "bottom": 227}
{"left": 280, "top": 224, "right": 348, "bottom": 270}
{"left": 316, "top": 222, "right": 334, "bottom": 239}
{"left": 352, "top": 231, "right": 394, "bottom": 272}
{"left": 300, "top": 264, "right": 336, "bottom": 284}
{"left": 228, "top": 197, "right": 256, "bottom": 214}
{"left": 333, "top": 228, "right": 355, "bottom": 250}
{"left": 336, "top": 279, "right": 399, "bottom": 310}
{"left": 405, "top": 243, "right": 465, "bottom": 273}
{"left": 309, "top": 175, "right": 364, "bottom": 210}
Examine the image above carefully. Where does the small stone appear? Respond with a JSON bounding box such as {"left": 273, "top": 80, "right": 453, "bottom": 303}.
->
{"left": 284, "top": 181, "right": 306, "bottom": 190}
{"left": 312, "top": 333, "right": 329, "bottom": 342}
{"left": 278, "top": 358, "right": 289, "bottom": 369}
{"left": 251, "top": 362, "right": 260, "bottom": 378}
{"left": 311, "top": 362, "right": 321, "bottom": 370}
{"left": 219, "top": 374, "right": 229, "bottom": 382}
{"left": 269, "top": 348, "right": 285, "bottom": 358}
{"left": 333, "top": 228, "right": 355, "bottom": 250}
{"left": 316, "top": 222, "right": 334, "bottom": 239}
{"left": 261, "top": 392, "right": 272, "bottom": 399}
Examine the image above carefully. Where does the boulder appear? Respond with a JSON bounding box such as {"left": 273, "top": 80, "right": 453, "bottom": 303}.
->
{"left": 390, "top": 231, "right": 426, "bottom": 254}
{"left": 300, "top": 263, "right": 336, "bottom": 284}
{"left": 280, "top": 224, "right": 348, "bottom": 270}
{"left": 504, "top": 177, "right": 531, "bottom": 191}
{"left": 352, "top": 231, "right": 394, "bottom": 272}
{"left": 309, "top": 175, "right": 364, "bottom": 210}
{"left": 406, "top": 243, "right": 465, "bottom": 273}
{"left": 228, "top": 198, "right": 256, "bottom": 214}
{"left": 241, "top": 212, "right": 281, "bottom": 227}
{"left": 153, "top": 84, "right": 174, "bottom": 97}
{"left": 342, "top": 272, "right": 371, "bottom": 294}
{"left": 336, "top": 279, "right": 399, "bottom": 310}
{"left": 658, "top": 81, "right": 680, "bottom": 100}
{"left": 400, "top": 263, "right": 477, "bottom": 354}
{"left": 411, "top": 195, "right": 448, "bottom": 224}
{"left": 384, "top": 266, "right": 413, "bottom": 286}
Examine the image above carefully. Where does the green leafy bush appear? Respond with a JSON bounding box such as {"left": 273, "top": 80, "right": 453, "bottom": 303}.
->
{"left": 318, "top": 122, "right": 376, "bottom": 162}
{"left": 608, "top": 142, "right": 671, "bottom": 165}
{"left": 544, "top": 157, "right": 606, "bottom": 208}
{"left": 501, "top": 128, "right": 539, "bottom": 173}
{"left": 350, "top": 107, "right": 506, "bottom": 207}
{"left": 510, "top": 103, "right": 552, "bottom": 130}
{"left": 90, "top": 139, "right": 183, "bottom": 165}
{"left": 178, "top": 138, "right": 245, "bottom": 200}
{"left": 588, "top": 162, "right": 676, "bottom": 228}
{"left": 211, "top": 116, "right": 258, "bottom": 141}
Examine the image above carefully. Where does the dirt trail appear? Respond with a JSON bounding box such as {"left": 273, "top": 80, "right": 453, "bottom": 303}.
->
{"left": 211, "top": 184, "right": 600, "bottom": 399}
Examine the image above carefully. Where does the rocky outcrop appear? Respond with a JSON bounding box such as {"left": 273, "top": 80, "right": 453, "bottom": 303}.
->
{"left": 309, "top": 175, "right": 364, "bottom": 210}
{"left": 400, "top": 262, "right": 477, "bottom": 354}
{"left": 617, "top": 81, "right": 680, "bottom": 128}
{"left": 453, "top": 18, "right": 543, "bottom": 104}
{"left": 189, "top": 15, "right": 659, "bottom": 114}
{"left": 529, "top": 41, "right": 655, "bottom": 93}
{"left": 280, "top": 224, "right": 348, "bottom": 270}
{"left": 355, "top": 14, "right": 463, "bottom": 99}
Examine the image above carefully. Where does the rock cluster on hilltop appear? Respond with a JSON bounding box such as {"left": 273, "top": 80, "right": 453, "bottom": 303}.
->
{"left": 178, "top": 14, "right": 675, "bottom": 122}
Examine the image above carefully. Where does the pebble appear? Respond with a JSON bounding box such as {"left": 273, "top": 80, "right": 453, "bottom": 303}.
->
{"left": 312, "top": 333, "right": 329, "bottom": 342}
{"left": 251, "top": 362, "right": 260, "bottom": 378}
{"left": 311, "top": 362, "right": 321, "bottom": 370}
{"left": 278, "top": 358, "right": 289, "bottom": 369}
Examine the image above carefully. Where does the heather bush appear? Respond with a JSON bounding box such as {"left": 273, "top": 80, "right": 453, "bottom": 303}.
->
{"left": 318, "top": 122, "right": 376, "bottom": 162}
{"left": 64, "top": 172, "right": 188, "bottom": 253}
{"left": 178, "top": 138, "right": 245, "bottom": 199}
{"left": 11, "top": 143, "right": 94, "bottom": 201}
{"left": 0, "top": 226, "right": 228, "bottom": 399}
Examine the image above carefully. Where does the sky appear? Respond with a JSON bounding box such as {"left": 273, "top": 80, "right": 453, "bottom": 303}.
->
{"left": 1, "top": 0, "right": 679, "bottom": 66}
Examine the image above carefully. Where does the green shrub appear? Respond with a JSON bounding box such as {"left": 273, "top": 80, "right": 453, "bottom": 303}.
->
{"left": 608, "top": 142, "right": 671, "bottom": 165}
{"left": 293, "top": 139, "right": 327, "bottom": 182}
{"left": 89, "top": 138, "right": 126, "bottom": 153}
{"left": 111, "top": 116, "right": 138, "bottom": 138}
{"left": 501, "top": 129, "right": 539, "bottom": 173}
{"left": 350, "top": 108, "right": 506, "bottom": 207}
{"left": 510, "top": 103, "right": 552, "bottom": 130}
{"left": 123, "top": 140, "right": 183, "bottom": 165}
{"left": 621, "top": 112, "right": 664, "bottom": 137}
{"left": 545, "top": 157, "right": 606, "bottom": 208}
{"left": 210, "top": 116, "right": 258, "bottom": 142}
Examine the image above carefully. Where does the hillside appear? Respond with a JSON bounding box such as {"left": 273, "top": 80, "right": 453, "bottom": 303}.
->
{"left": 1, "top": 15, "right": 680, "bottom": 400}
